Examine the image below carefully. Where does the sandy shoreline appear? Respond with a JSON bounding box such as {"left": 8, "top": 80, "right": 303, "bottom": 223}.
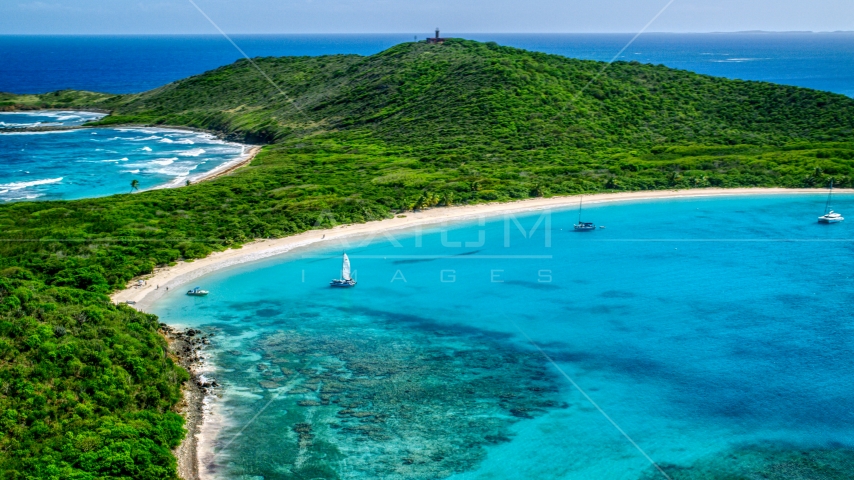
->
{"left": 113, "top": 187, "right": 850, "bottom": 309}
{"left": 148, "top": 144, "right": 262, "bottom": 190}
{"left": 111, "top": 186, "right": 851, "bottom": 479}
{"left": 195, "top": 145, "right": 262, "bottom": 184}
{"left": 134, "top": 138, "right": 261, "bottom": 191}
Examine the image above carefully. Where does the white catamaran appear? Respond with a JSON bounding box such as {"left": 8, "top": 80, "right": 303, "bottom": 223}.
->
{"left": 330, "top": 253, "right": 357, "bottom": 287}
{"left": 818, "top": 180, "right": 844, "bottom": 224}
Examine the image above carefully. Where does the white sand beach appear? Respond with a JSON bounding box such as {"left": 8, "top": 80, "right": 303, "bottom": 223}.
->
{"left": 111, "top": 187, "right": 848, "bottom": 310}
{"left": 193, "top": 145, "right": 262, "bottom": 184}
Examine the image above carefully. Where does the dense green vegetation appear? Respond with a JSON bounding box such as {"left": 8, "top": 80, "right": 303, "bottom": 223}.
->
{"left": 97, "top": 40, "right": 854, "bottom": 147}
{"left": 3, "top": 39, "right": 854, "bottom": 478}
{"left": 0, "top": 269, "right": 187, "bottom": 479}
{"left": 0, "top": 91, "right": 115, "bottom": 111}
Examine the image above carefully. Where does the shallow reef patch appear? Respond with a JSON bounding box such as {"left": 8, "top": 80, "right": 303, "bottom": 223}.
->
{"left": 207, "top": 315, "right": 567, "bottom": 479}
{"left": 639, "top": 443, "right": 854, "bottom": 480}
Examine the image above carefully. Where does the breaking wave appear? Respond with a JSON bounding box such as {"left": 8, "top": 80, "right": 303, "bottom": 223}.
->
{"left": 179, "top": 148, "right": 206, "bottom": 157}
{"left": 0, "top": 177, "right": 63, "bottom": 191}
{"left": 150, "top": 157, "right": 178, "bottom": 166}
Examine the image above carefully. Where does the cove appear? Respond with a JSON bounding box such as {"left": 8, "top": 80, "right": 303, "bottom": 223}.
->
{"left": 151, "top": 194, "right": 854, "bottom": 479}
{"left": 0, "top": 112, "right": 248, "bottom": 201}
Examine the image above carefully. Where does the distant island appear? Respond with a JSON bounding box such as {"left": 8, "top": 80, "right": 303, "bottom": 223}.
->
{"left": 1, "top": 39, "right": 854, "bottom": 479}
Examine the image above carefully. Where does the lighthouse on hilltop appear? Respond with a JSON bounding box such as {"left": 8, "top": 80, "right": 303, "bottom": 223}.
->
{"left": 426, "top": 28, "right": 446, "bottom": 44}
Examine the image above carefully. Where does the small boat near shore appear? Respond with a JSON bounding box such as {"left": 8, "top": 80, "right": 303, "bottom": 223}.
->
{"left": 574, "top": 196, "right": 596, "bottom": 231}
{"left": 818, "top": 181, "right": 844, "bottom": 224}
{"left": 186, "top": 286, "right": 209, "bottom": 296}
{"left": 330, "top": 253, "right": 357, "bottom": 288}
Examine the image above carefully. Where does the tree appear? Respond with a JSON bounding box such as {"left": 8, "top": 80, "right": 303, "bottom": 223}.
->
{"left": 130, "top": 179, "right": 140, "bottom": 193}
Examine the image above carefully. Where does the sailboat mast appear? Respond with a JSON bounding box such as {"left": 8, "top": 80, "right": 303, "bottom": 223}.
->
{"left": 578, "top": 196, "right": 583, "bottom": 223}
{"left": 825, "top": 180, "right": 834, "bottom": 214}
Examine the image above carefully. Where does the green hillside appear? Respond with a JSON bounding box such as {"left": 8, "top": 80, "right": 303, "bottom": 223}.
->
{"left": 2, "top": 39, "right": 854, "bottom": 479}
{"left": 0, "top": 90, "right": 115, "bottom": 111}
{"left": 10, "top": 39, "right": 854, "bottom": 195}
{"left": 99, "top": 39, "right": 854, "bottom": 146}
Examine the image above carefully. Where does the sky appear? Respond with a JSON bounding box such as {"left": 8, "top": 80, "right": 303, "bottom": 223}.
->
{"left": 1, "top": 0, "right": 852, "bottom": 35}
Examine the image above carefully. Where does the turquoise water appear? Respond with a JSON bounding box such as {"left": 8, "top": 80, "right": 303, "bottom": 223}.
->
{"left": 0, "top": 119, "right": 246, "bottom": 201}
{"left": 152, "top": 194, "right": 854, "bottom": 479}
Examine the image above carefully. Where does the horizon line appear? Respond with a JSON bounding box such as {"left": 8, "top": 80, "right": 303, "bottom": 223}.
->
{"left": 2, "top": 30, "right": 854, "bottom": 36}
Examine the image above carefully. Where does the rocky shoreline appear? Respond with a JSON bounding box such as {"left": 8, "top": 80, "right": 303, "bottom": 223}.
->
{"left": 0, "top": 125, "right": 93, "bottom": 133}
{"left": 161, "top": 325, "right": 219, "bottom": 480}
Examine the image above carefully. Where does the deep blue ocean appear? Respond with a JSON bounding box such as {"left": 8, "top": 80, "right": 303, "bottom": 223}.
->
{"left": 1, "top": 33, "right": 853, "bottom": 97}
{"left": 152, "top": 194, "right": 854, "bottom": 479}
